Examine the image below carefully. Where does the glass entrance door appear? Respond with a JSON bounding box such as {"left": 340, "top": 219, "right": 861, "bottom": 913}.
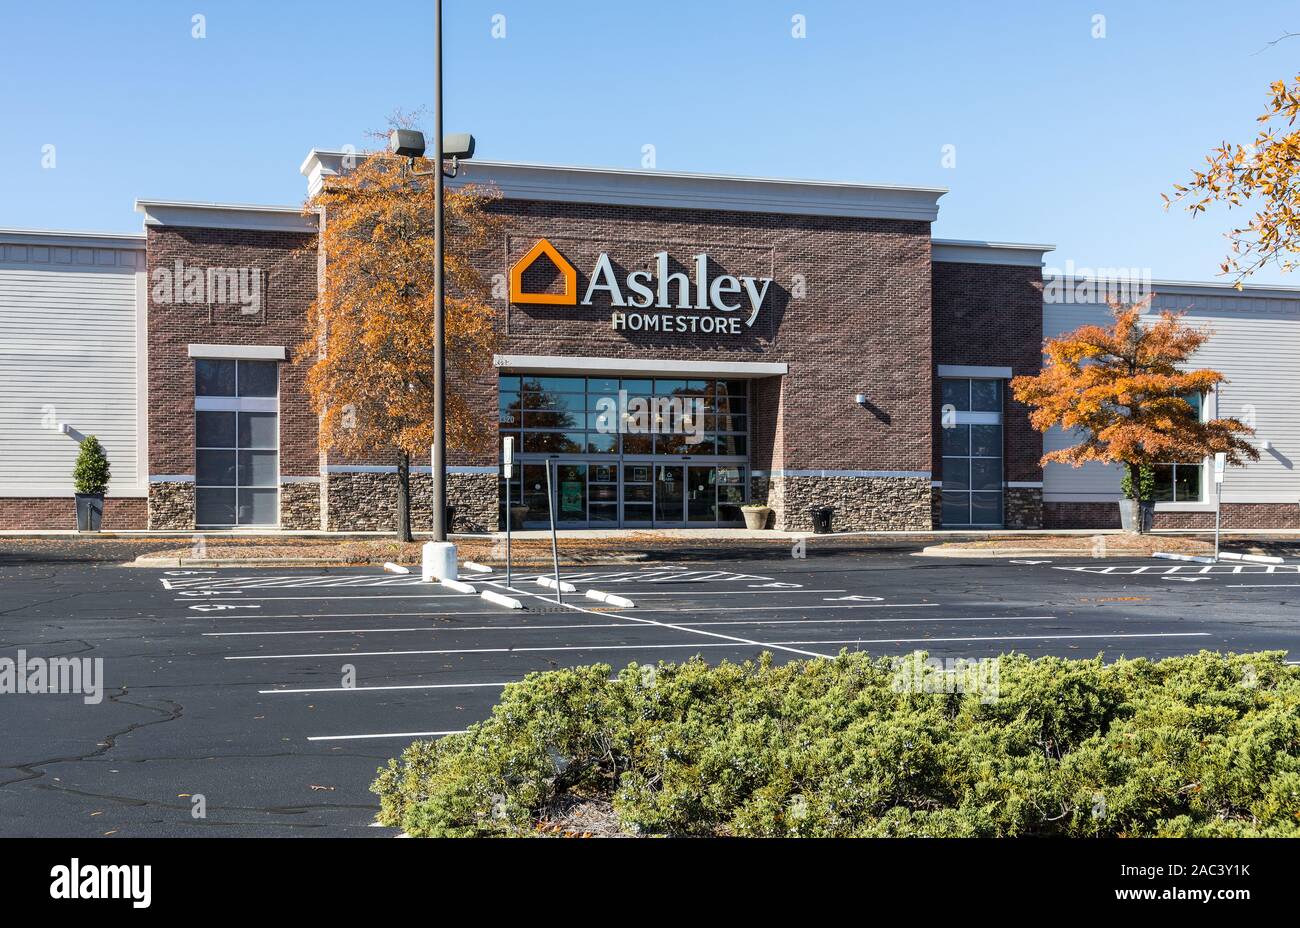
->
{"left": 654, "top": 464, "right": 685, "bottom": 526}
{"left": 687, "top": 466, "right": 718, "bottom": 523}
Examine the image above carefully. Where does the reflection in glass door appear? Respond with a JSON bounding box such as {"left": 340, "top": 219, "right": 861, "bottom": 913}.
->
{"left": 654, "top": 465, "right": 685, "bottom": 525}
{"left": 687, "top": 466, "right": 717, "bottom": 523}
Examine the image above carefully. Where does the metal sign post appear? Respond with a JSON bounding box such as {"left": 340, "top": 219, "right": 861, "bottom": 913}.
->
{"left": 1213, "top": 452, "right": 1226, "bottom": 562}
{"left": 502, "top": 437, "right": 514, "bottom": 589}
{"left": 545, "top": 458, "right": 562, "bottom": 605}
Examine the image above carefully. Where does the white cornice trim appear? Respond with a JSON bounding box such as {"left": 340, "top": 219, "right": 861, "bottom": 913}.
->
{"left": 0, "top": 228, "right": 145, "bottom": 250}
{"left": 1045, "top": 274, "right": 1300, "bottom": 301}
{"left": 135, "top": 200, "right": 318, "bottom": 234}
{"left": 936, "top": 364, "right": 1014, "bottom": 379}
{"left": 300, "top": 150, "right": 947, "bottom": 221}
{"left": 493, "top": 354, "right": 788, "bottom": 377}
{"left": 933, "top": 238, "right": 1055, "bottom": 267}
{"left": 188, "top": 344, "right": 287, "bottom": 361}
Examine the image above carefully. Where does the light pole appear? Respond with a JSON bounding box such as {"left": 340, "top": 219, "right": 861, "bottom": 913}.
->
{"left": 388, "top": 0, "right": 475, "bottom": 580}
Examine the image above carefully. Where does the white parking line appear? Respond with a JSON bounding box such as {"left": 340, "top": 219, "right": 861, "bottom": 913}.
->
{"left": 307, "top": 730, "right": 466, "bottom": 742}
{"left": 482, "top": 579, "right": 834, "bottom": 660}
{"left": 226, "top": 630, "right": 1209, "bottom": 662}
{"left": 1227, "top": 583, "right": 1300, "bottom": 588}
{"left": 206, "top": 615, "right": 1060, "bottom": 638}
{"left": 263, "top": 681, "right": 515, "bottom": 694}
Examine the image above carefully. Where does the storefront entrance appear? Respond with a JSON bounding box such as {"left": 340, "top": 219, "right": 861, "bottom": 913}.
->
{"left": 499, "top": 375, "right": 750, "bottom": 529}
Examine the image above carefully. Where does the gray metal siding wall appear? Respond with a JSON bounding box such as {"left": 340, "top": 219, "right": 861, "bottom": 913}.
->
{"left": 1042, "top": 284, "right": 1300, "bottom": 506}
{"left": 0, "top": 239, "right": 145, "bottom": 497}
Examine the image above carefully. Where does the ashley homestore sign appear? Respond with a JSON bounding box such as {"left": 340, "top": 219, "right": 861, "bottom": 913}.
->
{"left": 510, "top": 238, "right": 772, "bottom": 333}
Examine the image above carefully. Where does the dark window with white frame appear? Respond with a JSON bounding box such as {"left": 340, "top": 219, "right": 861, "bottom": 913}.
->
{"left": 195, "top": 359, "right": 279, "bottom": 527}
{"left": 940, "top": 377, "right": 1004, "bottom": 527}
{"left": 1153, "top": 393, "right": 1206, "bottom": 503}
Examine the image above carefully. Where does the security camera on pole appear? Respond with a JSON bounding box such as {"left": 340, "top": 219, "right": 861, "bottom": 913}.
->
{"left": 388, "top": 0, "right": 477, "bottom": 582}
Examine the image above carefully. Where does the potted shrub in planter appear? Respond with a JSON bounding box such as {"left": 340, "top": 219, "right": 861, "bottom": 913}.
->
{"left": 1118, "top": 464, "right": 1155, "bottom": 533}
{"left": 741, "top": 503, "right": 771, "bottom": 530}
{"left": 72, "top": 435, "right": 111, "bottom": 532}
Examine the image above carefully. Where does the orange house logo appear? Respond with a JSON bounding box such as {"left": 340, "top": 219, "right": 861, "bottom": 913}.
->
{"left": 509, "top": 238, "right": 577, "bottom": 305}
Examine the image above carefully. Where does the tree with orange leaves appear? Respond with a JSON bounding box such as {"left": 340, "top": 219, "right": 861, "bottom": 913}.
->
{"left": 1010, "top": 297, "right": 1257, "bottom": 532}
{"left": 1166, "top": 74, "right": 1300, "bottom": 281}
{"left": 296, "top": 142, "right": 503, "bottom": 541}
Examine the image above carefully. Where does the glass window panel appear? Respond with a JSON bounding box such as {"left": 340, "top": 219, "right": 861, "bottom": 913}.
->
{"left": 521, "top": 464, "right": 550, "bottom": 520}
{"left": 717, "top": 466, "right": 745, "bottom": 485}
{"left": 624, "top": 465, "right": 652, "bottom": 484}
{"left": 712, "top": 397, "right": 748, "bottom": 416}
{"left": 718, "top": 485, "right": 745, "bottom": 504}
{"left": 1153, "top": 464, "right": 1175, "bottom": 502}
{"left": 587, "top": 410, "right": 618, "bottom": 432}
{"left": 708, "top": 413, "right": 748, "bottom": 432}
{"left": 971, "top": 458, "right": 1003, "bottom": 491}
{"left": 623, "top": 503, "right": 653, "bottom": 523}
{"left": 536, "top": 377, "right": 585, "bottom": 393}
{"left": 622, "top": 433, "right": 653, "bottom": 455}
{"left": 684, "top": 380, "right": 709, "bottom": 392}
{"left": 1186, "top": 393, "right": 1202, "bottom": 419}
{"left": 970, "top": 424, "right": 1002, "bottom": 458}
{"left": 587, "top": 433, "right": 617, "bottom": 454}
{"left": 942, "top": 492, "right": 971, "bottom": 527}
{"left": 941, "top": 379, "right": 970, "bottom": 412}
{"left": 624, "top": 484, "right": 653, "bottom": 502}
{"left": 942, "top": 457, "right": 971, "bottom": 491}
{"left": 196, "top": 411, "right": 236, "bottom": 448}
{"left": 196, "top": 450, "right": 236, "bottom": 486}
{"left": 523, "top": 431, "right": 584, "bottom": 454}
{"left": 556, "top": 465, "right": 586, "bottom": 522}
{"left": 656, "top": 433, "right": 692, "bottom": 455}
{"left": 588, "top": 378, "right": 619, "bottom": 393}
{"left": 941, "top": 423, "right": 969, "bottom": 456}
{"left": 654, "top": 379, "right": 687, "bottom": 394}
{"left": 1174, "top": 464, "right": 1202, "bottom": 502}
{"left": 238, "top": 450, "right": 278, "bottom": 487}
{"left": 238, "top": 412, "right": 277, "bottom": 449}
{"left": 970, "top": 492, "right": 1003, "bottom": 525}
{"left": 498, "top": 376, "right": 521, "bottom": 391}
{"left": 195, "top": 359, "right": 235, "bottom": 397}
{"left": 717, "top": 380, "right": 748, "bottom": 398}
{"left": 523, "top": 410, "right": 576, "bottom": 429}
{"left": 196, "top": 488, "right": 236, "bottom": 526}
{"left": 589, "top": 483, "right": 618, "bottom": 504}
{"left": 590, "top": 463, "right": 617, "bottom": 484}
{"left": 715, "top": 434, "right": 747, "bottom": 456}
{"left": 970, "top": 380, "right": 1001, "bottom": 412}
{"left": 237, "top": 360, "right": 277, "bottom": 397}
{"left": 237, "top": 488, "right": 279, "bottom": 525}
{"left": 683, "top": 435, "right": 717, "bottom": 454}
{"left": 621, "top": 379, "right": 653, "bottom": 392}
{"left": 499, "top": 392, "right": 521, "bottom": 426}
{"left": 590, "top": 503, "right": 618, "bottom": 525}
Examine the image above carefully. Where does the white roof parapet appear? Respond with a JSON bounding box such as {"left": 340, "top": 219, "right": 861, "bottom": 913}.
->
{"left": 300, "top": 149, "right": 947, "bottom": 221}
{"left": 932, "top": 238, "right": 1055, "bottom": 267}
{"left": 0, "top": 228, "right": 145, "bottom": 250}
{"left": 135, "top": 199, "right": 318, "bottom": 234}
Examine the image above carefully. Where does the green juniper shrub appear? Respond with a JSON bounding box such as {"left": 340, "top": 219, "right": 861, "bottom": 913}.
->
{"left": 371, "top": 650, "right": 1300, "bottom": 838}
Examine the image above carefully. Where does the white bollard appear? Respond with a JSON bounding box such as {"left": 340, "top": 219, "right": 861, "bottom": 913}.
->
{"left": 422, "top": 541, "right": 458, "bottom": 582}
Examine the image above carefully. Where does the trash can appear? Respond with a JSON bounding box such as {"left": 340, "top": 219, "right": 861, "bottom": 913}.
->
{"left": 808, "top": 506, "right": 834, "bottom": 534}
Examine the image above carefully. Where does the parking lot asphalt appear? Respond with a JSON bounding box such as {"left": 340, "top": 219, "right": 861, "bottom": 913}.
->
{"left": 1, "top": 545, "right": 1298, "bottom": 837}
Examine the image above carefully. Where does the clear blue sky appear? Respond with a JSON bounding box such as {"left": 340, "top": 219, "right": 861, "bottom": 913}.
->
{"left": 4, "top": 0, "right": 1300, "bottom": 284}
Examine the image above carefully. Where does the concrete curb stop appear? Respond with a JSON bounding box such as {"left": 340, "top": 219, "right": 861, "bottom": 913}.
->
{"left": 585, "top": 589, "right": 636, "bottom": 608}
{"left": 462, "top": 561, "right": 493, "bottom": 573}
{"left": 481, "top": 590, "right": 524, "bottom": 609}
{"left": 438, "top": 578, "right": 477, "bottom": 594}
{"left": 1153, "top": 552, "right": 1217, "bottom": 564}
{"left": 536, "top": 575, "right": 577, "bottom": 593}
{"left": 1219, "top": 551, "right": 1285, "bottom": 565}
{"left": 382, "top": 562, "right": 410, "bottom": 574}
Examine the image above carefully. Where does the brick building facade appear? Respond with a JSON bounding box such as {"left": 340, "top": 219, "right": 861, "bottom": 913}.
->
{"left": 2, "top": 151, "right": 1296, "bottom": 532}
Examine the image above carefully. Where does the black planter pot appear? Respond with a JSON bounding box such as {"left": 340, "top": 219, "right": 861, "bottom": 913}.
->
{"left": 75, "top": 493, "right": 104, "bottom": 532}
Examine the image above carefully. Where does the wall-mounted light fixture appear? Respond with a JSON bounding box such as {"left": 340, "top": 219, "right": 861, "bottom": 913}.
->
{"left": 854, "top": 394, "right": 868, "bottom": 408}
